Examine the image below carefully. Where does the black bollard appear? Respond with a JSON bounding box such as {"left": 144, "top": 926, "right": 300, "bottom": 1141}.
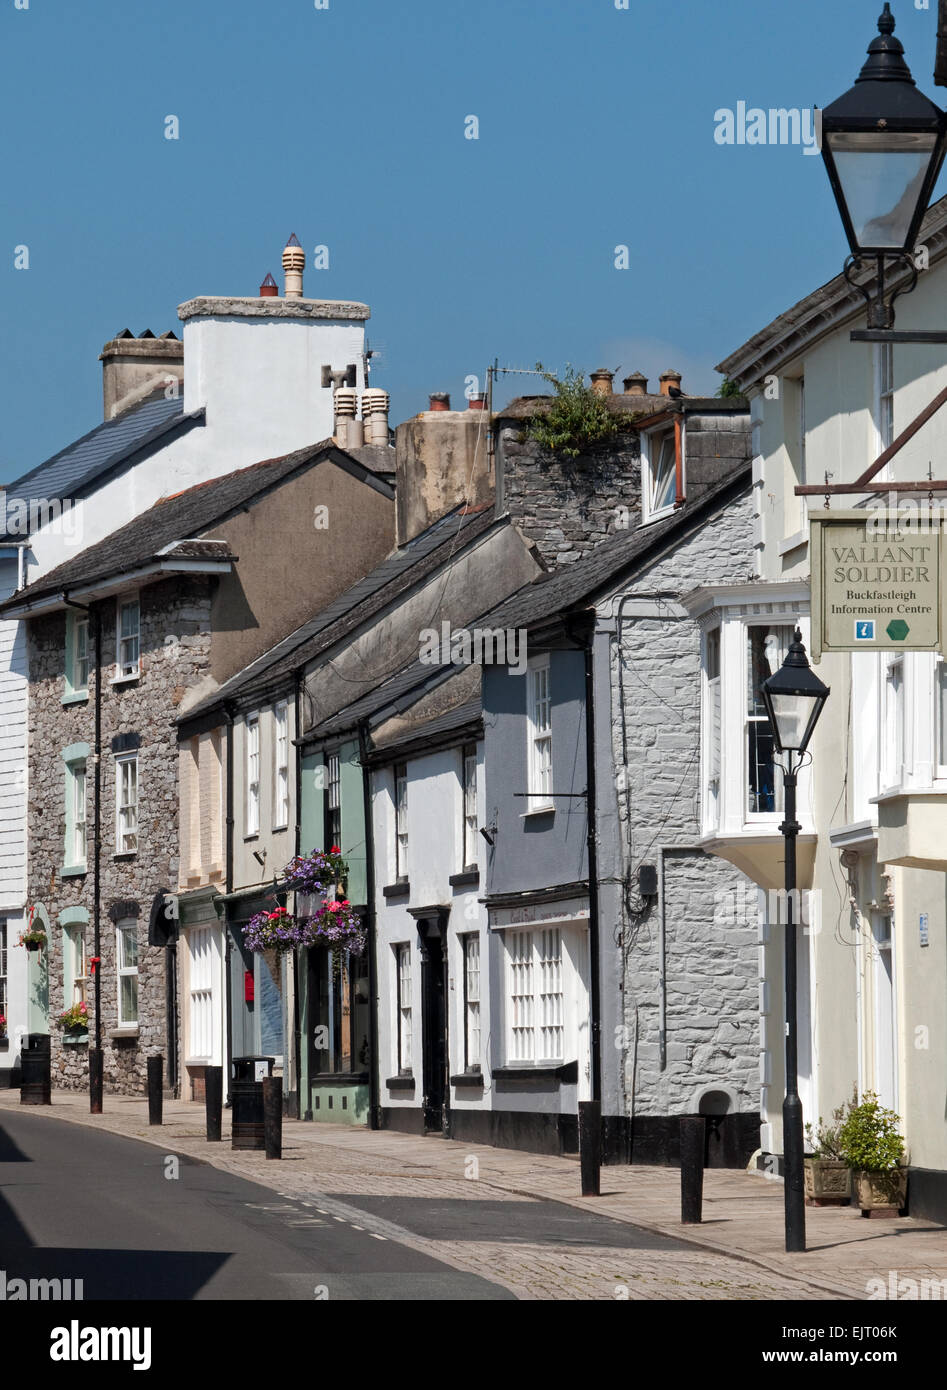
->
{"left": 89, "top": 1047, "right": 103, "bottom": 1114}
{"left": 578, "top": 1099, "right": 602, "bottom": 1196}
{"left": 680, "top": 1115, "right": 706, "bottom": 1223}
{"left": 147, "top": 1055, "right": 163, "bottom": 1125}
{"left": 205, "top": 1065, "right": 223, "bottom": 1142}
{"left": 263, "top": 1075, "right": 282, "bottom": 1160}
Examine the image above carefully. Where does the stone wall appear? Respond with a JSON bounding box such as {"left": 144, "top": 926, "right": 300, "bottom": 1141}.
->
{"left": 496, "top": 426, "right": 642, "bottom": 567}
{"left": 27, "top": 577, "right": 213, "bottom": 1094}
{"left": 608, "top": 486, "right": 761, "bottom": 1138}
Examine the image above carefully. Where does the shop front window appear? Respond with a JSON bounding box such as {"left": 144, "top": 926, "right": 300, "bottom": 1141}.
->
{"left": 312, "top": 948, "right": 369, "bottom": 1075}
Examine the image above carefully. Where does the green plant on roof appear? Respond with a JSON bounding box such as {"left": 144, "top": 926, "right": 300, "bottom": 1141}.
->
{"left": 524, "top": 364, "right": 621, "bottom": 459}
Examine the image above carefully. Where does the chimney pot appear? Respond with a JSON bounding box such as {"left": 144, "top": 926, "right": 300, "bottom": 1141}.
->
{"left": 623, "top": 372, "right": 649, "bottom": 396}
{"left": 659, "top": 370, "right": 683, "bottom": 397}
{"left": 590, "top": 369, "right": 614, "bottom": 397}
{"left": 467, "top": 393, "right": 486, "bottom": 410}
{"left": 282, "top": 234, "right": 305, "bottom": 298}
{"left": 428, "top": 392, "right": 451, "bottom": 412}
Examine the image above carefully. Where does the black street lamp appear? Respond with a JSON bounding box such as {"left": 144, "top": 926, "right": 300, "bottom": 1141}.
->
{"left": 761, "top": 628, "right": 830, "bottom": 1254}
{"left": 821, "top": 4, "right": 947, "bottom": 327}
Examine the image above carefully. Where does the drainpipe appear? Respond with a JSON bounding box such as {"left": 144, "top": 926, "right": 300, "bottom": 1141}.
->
{"left": 223, "top": 700, "right": 236, "bottom": 1104}
{"left": 358, "top": 720, "right": 381, "bottom": 1131}
{"left": 63, "top": 594, "right": 102, "bottom": 1112}
{"left": 291, "top": 669, "right": 303, "bottom": 1119}
{"left": 581, "top": 627, "right": 602, "bottom": 1108}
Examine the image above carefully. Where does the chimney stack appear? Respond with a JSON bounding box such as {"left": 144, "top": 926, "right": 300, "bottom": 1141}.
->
{"left": 660, "top": 370, "right": 683, "bottom": 397}
{"left": 623, "top": 372, "right": 648, "bottom": 396}
{"left": 282, "top": 233, "right": 305, "bottom": 298}
{"left": 428, "top": 392, "right": 451, "bottom": 412}
{"left": 99, "top": 329, "right": 184, "bottom": 420}
{"left": 468, "top": 392, "right": 487, "bottom": 410}
{"left": 590, "top": 369, "right": 614, "bottom": 397}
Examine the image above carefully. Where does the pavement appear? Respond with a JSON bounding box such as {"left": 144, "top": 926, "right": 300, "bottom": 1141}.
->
{"left": 2, "top": 1088, "right": 946, "bottom": 1301}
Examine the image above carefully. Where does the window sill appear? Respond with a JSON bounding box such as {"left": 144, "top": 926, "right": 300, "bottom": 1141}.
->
{"left": 311, "top": 1071, "right": 370, "bottom": 1086}
{"left": 493, "top": 1061, "right": 578, "bottom": 1084}
{"left": 61, "top": 691, "right": 89, "bottom": 707}
{"left": 639, "top": 505, "right": 677, "bottom": 528}
{"left": 448, "top": 869, "right": 480, "bottom": 888}
{"left": 112, "top": 852, "right": 137, "bottom": 862}
{"left": 61, "top": 864, "right": 87, "bottom": 879}
{"left": 450, "top": 1071, "right": 484, "bottom": 1087}
{"left": 382, "top": 882, "right": 410, "bottom": 901}
{"left": 521, "top": 804, "right": 555, "bottom": 820}
{"left": 778, "top": 529, "right": 808, "bottom": 557}
{"left": 110, "top": 672, "right": 140, "bottom": 687}
{"left": 243, "top": 833, "right": 259, "bottom": 843}
{"left": 110, "top": 1027, "right": 139, "bottom": 1043}
{"left": 386, "top": 1074, "right": 415, "bottom": 1091}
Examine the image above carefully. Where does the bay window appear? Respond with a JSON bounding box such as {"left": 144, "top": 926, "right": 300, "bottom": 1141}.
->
{"left": 746, "top": 625, "right": 793, "bottom": 815}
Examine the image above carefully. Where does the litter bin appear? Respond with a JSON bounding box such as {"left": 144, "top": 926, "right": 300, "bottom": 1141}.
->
{"left": 231, "top": 1056, "right": 275, "bottom": 1150}
{"left": 21, "top": 1033, "right": 51, "bottom": 1106}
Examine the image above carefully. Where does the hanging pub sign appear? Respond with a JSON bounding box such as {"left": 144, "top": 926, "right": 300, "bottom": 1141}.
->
{"left": 810, "top": 509, "right": 945, "bottom": 660}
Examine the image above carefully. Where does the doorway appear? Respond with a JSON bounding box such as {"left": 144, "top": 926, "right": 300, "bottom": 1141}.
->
{"left": 417, "top": 916, "right": 449, "bottom": 1135}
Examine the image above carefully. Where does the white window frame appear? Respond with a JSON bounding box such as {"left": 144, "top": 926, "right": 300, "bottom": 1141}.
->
{"left": 641, "top": 425, "right": 679, "bottom": 524}
{"left": 745, "top": 624, "right": 795, "bottom": 821}
{"left": 504, "top": 927, "right": 564, "bottom": 1065}
{"left": 881, "top": 651, "right": 905, "bottom": 791}
{"left": 72, "top": 762, "right": 87, "bottom": 868}
{"left": 64, "top": 612, "right": 90, "bottom": 702}
{"left": 116, "top": 918, "right": 139, "bottom": 1027}
{"left": 273, "top": 701, "right": 289, "bottom": 831}
{"left": 63, "top": 924, "right": 88, "bottom": 1009}
{"left": 114, "top": 597, "right": 140, "bottom": 682}
{"left": 461, "top": 745, "right": 478, "bottom": 870}
{"left": 245, "top": 712, "right": 260, "bottom": 837}
{"left": 935, "top": 656, "right": 947, "bottom": 781}
{"left": 394, "top": 763, "right": 408, "bottom": 881}
{"left": 115, "top": 753, "right": 139, "bottom": 854}
{"left": 526, "top": 656, "right": 553, "bottom": 810}
{"left": 873, "top": 342, "right": 895, "bottom": 473}
{"left": 396, "top": 942, "right": 412, "bottom": 1073}
{"left": 462, "top": 932, "right": 481, "bottom": 1071}
{"left": 187, "top": 925, "right": 215, "bottom": 1062}
{"left": 703, "top": 624, "right": 722, "bottom": 832}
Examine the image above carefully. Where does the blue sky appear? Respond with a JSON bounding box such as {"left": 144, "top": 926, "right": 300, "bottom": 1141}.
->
{"left": 1, "top": 0, "right": 943, "bottom": 477}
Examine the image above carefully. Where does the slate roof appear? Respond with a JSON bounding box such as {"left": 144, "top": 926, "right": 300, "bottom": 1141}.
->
{"left": 369, "top": 695, "right": 483, "bottom": 758}
{"left": 4, "top": 395, "right": 202, "bottom": 519}
{"left": 178, "top": 504, "right": 500, "bottom": 724}
{"left": 0, "top": 437, "right": 393, "bottom": 614}
{"left": 304, "top": 459, "right": 754, "bottom": 744}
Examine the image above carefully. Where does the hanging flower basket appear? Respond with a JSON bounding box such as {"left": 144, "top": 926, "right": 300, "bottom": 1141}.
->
{"left": 279, "top": 847, "right": 347, "bottom": 897}
{"left": 298, "top": 899, "right": 366, "bottom": 957}
{"left": 57, "top": 1002, "right": 90, "bottom": 1034}
{"left": 244, "top": 907, "right": 300, "bottom": 954}
{"left": 19, "top": 907, "right": 47, "bottom": 954}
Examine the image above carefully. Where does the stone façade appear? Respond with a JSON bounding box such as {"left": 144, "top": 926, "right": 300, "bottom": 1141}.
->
{"left": 26, "top": 577, "right": 212, "bottom": 1094}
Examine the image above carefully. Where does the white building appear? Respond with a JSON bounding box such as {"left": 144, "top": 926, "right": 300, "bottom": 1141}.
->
{"left": 686, "top": 194, "right": 947, "bottom": 1222}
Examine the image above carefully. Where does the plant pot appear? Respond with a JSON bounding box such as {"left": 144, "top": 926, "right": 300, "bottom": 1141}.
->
{"left": 804, "top": 1157, "right": 852, "bottom": 1206}
{"left": 25, "top": 941, "right": 43, "bottom": 953}
{"left": 854, "top": 1167, "right": 908, "bottom": 1217}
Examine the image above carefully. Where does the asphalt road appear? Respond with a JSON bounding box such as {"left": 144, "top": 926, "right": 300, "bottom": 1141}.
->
{"left": 0, "top": 1110, "right": 514, "bottom": 1300}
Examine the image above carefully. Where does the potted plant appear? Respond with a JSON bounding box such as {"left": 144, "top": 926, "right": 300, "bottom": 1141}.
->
{"left": 804, "top": 1101, "right": 852, "bottom": 1205}
{"left": 0, "top": 1013, "right": 7, "bottom": 1046}
{"left": 838, "top": 1091, "right": 908, "bottom": 1217}
{"left": 57, "top": 1001, "right": 89, "bottom": 1035}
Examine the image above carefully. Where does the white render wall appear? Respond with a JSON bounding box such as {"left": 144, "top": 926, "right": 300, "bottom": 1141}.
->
{"left": 602, "top": 487, "right": 763, "bottom": 1123}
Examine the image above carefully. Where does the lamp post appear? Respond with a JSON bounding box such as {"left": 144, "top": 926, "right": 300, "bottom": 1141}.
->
{"left": 821, "top": 4, "right": 947, "bottom": 330}
{"left": 761, "top": 628, "right": 830, "bottom": 1253}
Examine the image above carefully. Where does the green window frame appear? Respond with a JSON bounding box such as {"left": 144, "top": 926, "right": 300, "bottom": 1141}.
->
{"left": 61, "top": 742, "right": 90, "bottom": 876}
{"left": 60, "top": 907, "right": 90, "bottom": 1023}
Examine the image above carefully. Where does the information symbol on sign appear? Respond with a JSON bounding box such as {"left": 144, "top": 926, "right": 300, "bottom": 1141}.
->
{"left": 855, "top": 620, "right": 875, "bottom": 641}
